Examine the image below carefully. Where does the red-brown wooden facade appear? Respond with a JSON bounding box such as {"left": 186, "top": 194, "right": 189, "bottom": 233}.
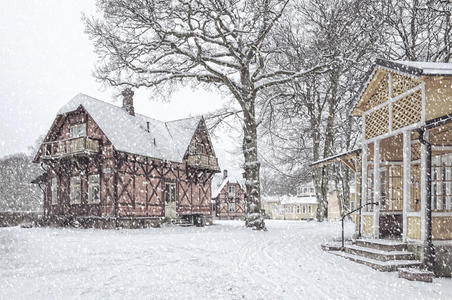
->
{"left": 34, "top": 95, "right": 219, "bottom": 220}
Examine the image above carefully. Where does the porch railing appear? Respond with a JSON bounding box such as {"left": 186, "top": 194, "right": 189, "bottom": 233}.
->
{"left": 341, "top": 201, "right": 380, "bottom": 250}
{"left": 40, "top": 136, "right": 100, "bottom": 159}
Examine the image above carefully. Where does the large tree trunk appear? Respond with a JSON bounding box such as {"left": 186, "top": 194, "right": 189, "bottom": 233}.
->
{"left": 241, "top": 70, "right": 265, "bottom": 230}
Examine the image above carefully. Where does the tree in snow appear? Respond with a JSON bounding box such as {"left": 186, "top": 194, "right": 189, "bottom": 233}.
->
{"left": 84, "top": 0, "right": 329, "bottom": 229}
{"left": 259, "top": 0, "right": 382, "bottom": 220}
{"left": 0, "top": 153, "right": 42, "bottom": 212}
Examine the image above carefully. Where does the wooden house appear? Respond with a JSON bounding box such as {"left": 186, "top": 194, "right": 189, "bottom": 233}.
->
{"left": 211, "top": 170, "right": 246, "bottom": 220}
{"left": 262, "top": 193, "right": 318, "bottom": 221}
{"left": 32, "top": 90, "right": 220, "bottom": 227}
{"left": 313, "top": 59, "right": 452, "bottom": 276}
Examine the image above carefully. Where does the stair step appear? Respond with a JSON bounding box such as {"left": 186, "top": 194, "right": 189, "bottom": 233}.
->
{"left": 329, "top": 251, "right": 421, "bottom": 272}
{"left": 398, "top": 268, "right": 434, "bottom": 283}
{"left": 353, "top": 238, "right": 407, "bottom": 251}
{"left": 344, "top": 245, "right": 415, "bottom": 261}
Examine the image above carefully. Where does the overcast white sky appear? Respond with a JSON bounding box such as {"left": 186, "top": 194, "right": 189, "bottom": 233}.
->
{"left": 0, "top": 1, "right": 234, "bottom": 160}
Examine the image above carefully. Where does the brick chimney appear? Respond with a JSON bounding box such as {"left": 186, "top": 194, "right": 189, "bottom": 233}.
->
{"left": 122, "top": 88, "right": 135, "bottom": 116}
{"left": 223, "top": 169, "right": 228, "bottom": 179}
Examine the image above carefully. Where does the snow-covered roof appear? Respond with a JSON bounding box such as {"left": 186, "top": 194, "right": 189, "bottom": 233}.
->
{"left": 377, "top": 59, "right": 452, "bottom": 76}
{"left": 57, "top": 93, "right": 201, "bottom": 163}
{"left": 212, "top": 176, "right": 243, "bottom": 198}
{"left": 262, "top": 195, "right": 318, "bottom": 205}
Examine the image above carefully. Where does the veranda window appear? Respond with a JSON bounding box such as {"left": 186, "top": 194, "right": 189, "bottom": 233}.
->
{"left": 70, "top": 176, "right": 81, "bottom": 204}
{"left": 51, "top": 178, "right": 57, "bottom": 205}
{"left": 432, "top": 153, "right": 452, "bottom": 211}
{"left": 88, "top": 174, "right": 100, "bottom": 203}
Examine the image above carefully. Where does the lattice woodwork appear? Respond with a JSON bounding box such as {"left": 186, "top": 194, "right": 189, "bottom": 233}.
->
{"left": 392, "top": 90, "right": 422, "bottom": 131}
{"left": 364, "top": 74, "right": 389, "bottom": 111}
{"left": 391, "top": 73, "right": 421, "bottom": 98}
{"left": 365, "top": 106, "right": 389, "bottom": 139}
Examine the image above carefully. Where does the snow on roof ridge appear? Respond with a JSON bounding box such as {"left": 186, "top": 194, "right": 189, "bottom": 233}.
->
{"left": 57, "top": 93, "right": 203, "bottom": 163}
{"left": 212, "top": 175, "right": 243, "bottom": 198}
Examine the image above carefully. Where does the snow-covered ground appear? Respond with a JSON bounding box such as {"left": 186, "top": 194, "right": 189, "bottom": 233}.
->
{"left": 0, "top": 220, "right": 451, "bottom": 299}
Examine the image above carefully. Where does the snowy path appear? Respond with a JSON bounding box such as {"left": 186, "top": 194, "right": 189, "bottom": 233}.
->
{"left": 0, "top": 220, "right": 451, "bottom": 299}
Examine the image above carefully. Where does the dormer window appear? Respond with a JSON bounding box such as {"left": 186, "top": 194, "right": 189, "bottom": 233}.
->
{"left": 70, "top": 124, "right": 86, "bottom": 138}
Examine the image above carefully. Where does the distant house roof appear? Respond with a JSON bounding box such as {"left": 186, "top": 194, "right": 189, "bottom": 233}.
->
{"left": 262, "top": 195, "right": 318, "bottom": 205}
{"left": 212, "top": 176, "right": 243, "bottom": 198}
{"left": 56, "top": 93, "right": 203, "bottom": 163}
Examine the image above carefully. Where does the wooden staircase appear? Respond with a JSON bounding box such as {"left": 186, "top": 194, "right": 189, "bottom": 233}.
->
{"left": 329, "top": 239, "right": 421, "bottom": 272}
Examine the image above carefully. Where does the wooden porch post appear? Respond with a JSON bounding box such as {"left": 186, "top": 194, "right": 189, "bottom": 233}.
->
{"left": 419, "top": 128, "right": 435, "bottom": 271}
{"left": 373, "top": 140, "right": 381, "bottom": 239}
{"left": 402, "top": 130, "right": 411, "bottom": 242}
{"left": 360, "top": 144, "right": 368, "bottom": 237}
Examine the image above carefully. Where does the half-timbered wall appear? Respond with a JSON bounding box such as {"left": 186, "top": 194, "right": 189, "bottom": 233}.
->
{"left": 41, "top": 108, "right": 214, "bottom": 219}
{"left": 215, "top": 182, "right": 246, "bottom": 219}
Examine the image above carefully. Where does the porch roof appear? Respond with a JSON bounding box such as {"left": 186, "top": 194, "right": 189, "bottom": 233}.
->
{"left": 310, "top": 148, "right": 361, "bottom": 172}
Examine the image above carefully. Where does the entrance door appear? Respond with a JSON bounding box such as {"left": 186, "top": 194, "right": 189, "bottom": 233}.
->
{"left": 164, "top": 182, "right": 177, "bottom": 219}
{"left": 379, "top": 166, "right": 403, "bottom": 238}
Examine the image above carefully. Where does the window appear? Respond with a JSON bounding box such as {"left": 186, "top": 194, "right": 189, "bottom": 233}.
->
{"left": 196, "top": 143, "right": 204, "bottom": 154}
{"left": 51, "top": 178, "right": 57, "bottom": 205}
{"left": 164, "top": 182, "right": 177, "bottom": 203}
{"left": 302, "top": 205, "right": 306, "bottom": 214}
{"left": 70, "top": 124, "right": 86, "bottom": 138}
{"left": 88, "top": 174, "right": 100, "bottom": 203}
{"left": 308, "top": 205, "right": 312, "bottom": 213}
{"left": 228, "top": 185, "right": 236, "bottom": 197}
{"left": 296, "top": 205, "right": 300, "bottom": 213}
{"left": 310, "top": 188, "right": 314, "bottom": 194}
{"left": 70, "top": 176, "right": 81, "bottom": 204}
{"left": 432, "top": 153, "right": 452, "bottom": 211}
{"left": 303, "top": 188, "right": 307, "bottom": 193}
{"left": 228, "top": 202, "right": 236, "bottom": 212}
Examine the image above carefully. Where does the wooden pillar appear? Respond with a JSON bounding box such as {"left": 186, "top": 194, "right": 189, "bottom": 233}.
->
{"left": 402, "top": 130, "right": 411, "bottom": 242}
{"left": 360, "top": 144, "right": 368, "bottom": 237}
{"left": 419, "top": 128, "right": 435, "bottom": 270}
{"left": 420, "top": 131, "right": 428, "bottom": 242}
{"left": 373, "top": 139, "right": 381, "bottom": 239}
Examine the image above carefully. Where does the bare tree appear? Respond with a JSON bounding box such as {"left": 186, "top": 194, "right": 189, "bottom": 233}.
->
{"left": 260, "top": 0, "right": 381, "bottom": 220}
{"left": 84, "top": 0, "right": 329, "bottom": 229}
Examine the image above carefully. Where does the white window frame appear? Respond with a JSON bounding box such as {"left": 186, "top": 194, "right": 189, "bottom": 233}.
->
{"left": 51, "top": 177, "right": 58, "bottom": 205}
{"left": 296, "top": 205, "right": 300, "bottom": 214}
{"left": 228, "top": 185, "right": 236, "bottom": 198}
{"left": 70, "top": 176, "right": 81, "bottom": 204}
{"left": 308, "top": 205, "right": 312, "bottom": 213}
{"left": 88, "top": 174, "right": 100, "bottom": 203}
{"left": 164, "top": 182, "right": 177, "bottom": 203}
{"left": 228, "top": 202, "right": 236, "bottom": 213}
{"left": 302, "top": 205, "right": 306, "bottom": 214}
{"left": 70, "top": 123, "right": 87, "bottom": 138}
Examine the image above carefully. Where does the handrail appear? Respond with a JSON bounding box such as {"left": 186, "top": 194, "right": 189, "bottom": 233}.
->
{"left": 341, "top": 201, "right": 379, "bottom": 250}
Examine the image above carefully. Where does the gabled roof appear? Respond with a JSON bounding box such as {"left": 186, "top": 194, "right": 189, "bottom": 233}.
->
{"left": 212, "top": 176, "right": 244, "bottom": 198}
{"left": 351, "top": 59, "right": 452, "bottom": 116}
{"left": 55, "top": 93, "right": 203, "bottom": 163}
